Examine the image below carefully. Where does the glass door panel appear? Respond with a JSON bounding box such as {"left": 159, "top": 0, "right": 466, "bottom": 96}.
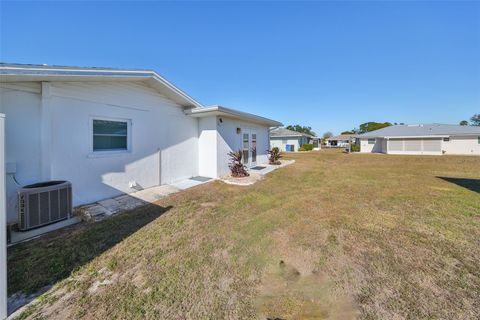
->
{"left": 251, "top": 133, "right": 257, "bottom": 166}
{"left": 242, "top": 133, "right": 249, "bottom": 165}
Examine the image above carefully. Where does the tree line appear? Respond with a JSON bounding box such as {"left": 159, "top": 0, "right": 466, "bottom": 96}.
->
{"left": 284, "top": 114, "right": 479, "bottom": 140}
{"left": 459, "top": 114, "right": 480, "bottom": 126}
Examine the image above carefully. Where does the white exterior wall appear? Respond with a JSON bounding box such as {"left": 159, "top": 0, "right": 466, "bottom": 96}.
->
{"left": 443, "top": 136, "right": 480, "bottom": 155}
{"left": 372, "top": 138, "right": 385, "bottom": 153}
{"left": 381, "top": 138, "right": 387, "bottom": 153}
{"left": 360, "top": 138, "right": 385, "bottom": 153}
{"left": 0, "top": 81, "right": 199, "bottom": 223}
{"left": 270, "top": 137, "right": 301, "bottom": 152}
{"left": 198, "top": 117, "right": 218, "bottom": 178}
{"left": 0, "top": 113, "right": 7, "bottom": 320}
{"left": 360, "top": 138, "right": 380, "bottom": 153}
{"left": 0, "top": 83, "right": 43, "bottom": 223}
{"left": 216, "top": 117, "right": 269, "bottom": 177}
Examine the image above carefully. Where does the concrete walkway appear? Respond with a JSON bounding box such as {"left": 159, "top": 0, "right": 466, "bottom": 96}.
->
{"left": 220, "top": 160, "right": 295, "bottom": 186}
{"left": 76, "top": 177, "right": 212, "bottom": 221}
{"left": 249, "top": 160, "right": 295, "bottom": 175}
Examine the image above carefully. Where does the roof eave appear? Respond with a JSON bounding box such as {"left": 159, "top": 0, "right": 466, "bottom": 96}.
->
{"left": 0, "top": 65, "right": 204, "bottom": 109}
{"left": 185, "top": 106, "right": 282, "bottom": 127}
{"left": 270, "top": 134, "right": 303, "bottom": 138}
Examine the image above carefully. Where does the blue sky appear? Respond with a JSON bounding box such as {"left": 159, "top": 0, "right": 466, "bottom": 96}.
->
{"left": 1, "top": 1, "right": 479, "bottom": 135}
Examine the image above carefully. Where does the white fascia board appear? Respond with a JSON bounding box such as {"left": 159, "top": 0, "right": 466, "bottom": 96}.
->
{"left": 271, "top": 135, "right": 303, "bottom": 138}
{"left": 383, "top": 135, "right": 448, "bottom": 139}
{"left": 185, "top": 105, "right": 282, "bottom": 127}
{"left": 150, "top": 73, "right": 203, "bottom": 108}
{"left": 272, "top": 134, "right": 318, "bottom": 138}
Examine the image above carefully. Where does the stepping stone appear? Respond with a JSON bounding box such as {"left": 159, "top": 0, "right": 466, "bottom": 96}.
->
{"left": 114, "top": 195, "right": 148, "bottom": 210}
{"left": 97, "top": 198, "right": 123, "bottom": 215}
{"left": 75, "top": 204, "right": 112, "bottom": 221}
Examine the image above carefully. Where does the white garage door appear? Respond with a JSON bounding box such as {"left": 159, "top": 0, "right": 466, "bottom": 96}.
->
{"left": 389, "top": 139, "right": 403, "bottom": 151}
{"left": 423, "top": 139, "right": 442, "bottom": 152}
{"left": 388, "top": 138, "right": 442, "bottom": 154}
{"left": 404, "top": 139, "right": 422, "bottom": 152}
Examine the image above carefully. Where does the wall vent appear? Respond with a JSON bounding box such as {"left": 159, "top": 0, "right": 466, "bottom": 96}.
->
{"left": 17, "top": 181, "right": 72, "bottom": 231}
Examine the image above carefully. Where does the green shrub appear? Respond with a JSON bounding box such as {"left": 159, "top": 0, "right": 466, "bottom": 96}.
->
{"left": 301, "top": 144, "right": 313, "bottom": 151}
{"left": 298, "top": 147, "right": 306, "bottom": 151}
{"left": 268, "top": 147, "right": 282, "bottom": 164}
{"left": 350, "top": 143, "right": 360, "bottom": 152}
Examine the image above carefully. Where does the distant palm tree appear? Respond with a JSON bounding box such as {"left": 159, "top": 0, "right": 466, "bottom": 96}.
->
{"left": 470, "top": 114, "right": 480, "bottom": 126}
{"left": 322, "top": 131, "right": 333, "bottom": 139}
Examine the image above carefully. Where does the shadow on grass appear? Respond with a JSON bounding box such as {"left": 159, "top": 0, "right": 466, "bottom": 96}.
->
{"left": 437, "top": 177, "right": 480, "bottom": 193}
{"left": 7, "top": 203, "right": 172, "bottom": 295}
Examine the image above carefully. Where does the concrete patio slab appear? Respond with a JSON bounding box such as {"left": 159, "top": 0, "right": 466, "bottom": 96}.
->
{"left": 170, "top": 177, "right": 212, "bottom": 190}
{"left": 9, "top": 217, "right": 81, "bottom": 245}
{"left": 132, "top": 185, "right": 180, "bottom": 202}
{"left": 74, "top": 182, "right": 203, "bottom": 222}
{"left": 253, "top": 160, "right": 295, "bottom": 175}
{"left": 114, "top": 194, "right": 148, "bottom": 210}
{"left": 97, "top": 198, "right": 124, "bottom": 215}
{"left": 219, "top": 160, "right": 295, "bottom": 186}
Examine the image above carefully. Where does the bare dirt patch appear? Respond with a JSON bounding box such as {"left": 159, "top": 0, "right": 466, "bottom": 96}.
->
{"left": 256, "top": 260, "right": 357, "bottom": 320}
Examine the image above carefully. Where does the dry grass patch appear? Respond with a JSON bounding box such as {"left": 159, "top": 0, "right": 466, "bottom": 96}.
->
{"left": 8, "top": 149, "right": 480, "bottom": 319}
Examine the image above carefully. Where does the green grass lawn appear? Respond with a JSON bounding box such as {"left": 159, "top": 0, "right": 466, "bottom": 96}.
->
{"left": 8, "top": 150, "right": 480, "bottom": 319}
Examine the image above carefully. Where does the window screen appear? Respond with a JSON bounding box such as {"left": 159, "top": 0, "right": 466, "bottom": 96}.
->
{"left": 368, "top": 139, "right": 375, "bottom": 145}
{"left": 93, "top": 119, "right": 128, "bottom": 151}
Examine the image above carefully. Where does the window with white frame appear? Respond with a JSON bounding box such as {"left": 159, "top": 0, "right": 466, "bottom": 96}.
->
{"left": 92, "top": 118, "right": 130, "bottom": 152}
{"left": 368, "top": 138, "right": 375, "bottom": 145}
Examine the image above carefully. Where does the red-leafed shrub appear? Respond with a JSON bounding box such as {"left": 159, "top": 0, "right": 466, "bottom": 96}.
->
{"left": 268, "top": 147, "right": 282, "bottom": 165}
{"left": 228, "top": 150, "right": 249, "bottom": 177}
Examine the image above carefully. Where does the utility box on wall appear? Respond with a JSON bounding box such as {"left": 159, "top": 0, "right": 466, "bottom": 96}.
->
{"left": 0, "top": 113, "right": 7, "bottom": 319}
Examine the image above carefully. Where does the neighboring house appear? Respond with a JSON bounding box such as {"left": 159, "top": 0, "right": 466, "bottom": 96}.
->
{"left": 270, "top": 127, "right": 320, "bottom": 151}
{"left": 0, "top": 63, "right": 281, "bottom": 224}
{"left": 357, "top": 124, "right": 480, "bottom": 155}
{"left": 326, "top": 134, "right": 352, "bottom": 147}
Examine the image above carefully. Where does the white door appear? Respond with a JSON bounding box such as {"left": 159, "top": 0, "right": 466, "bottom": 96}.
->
{"left": 241, "top": 130, "right": 257, "bottom": 167}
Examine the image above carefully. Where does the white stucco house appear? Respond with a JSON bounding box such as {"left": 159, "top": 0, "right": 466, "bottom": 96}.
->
{"left": 0, "top": 63, "right": 282, "bottom": 224}
{"left": 270, "top": 127, "right": 320, "bottom": 151}
{"left": 357, "top": 124, "right": 480, "bottom": 155}
{"left": 326, "top": 134, "right": 352, "bottom": 148}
